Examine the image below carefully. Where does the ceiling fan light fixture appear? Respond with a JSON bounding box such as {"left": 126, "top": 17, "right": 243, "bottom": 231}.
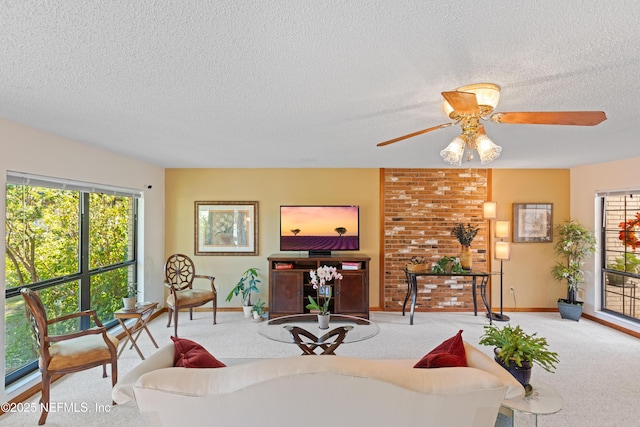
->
{"left": 440, "top": 136, "right": 465, "bottom": 166}
{"left": 442, "top": 83, "right": 501, "bottom": 116}
{"left": 475, "top": 134, "right": 502, "bottom": 164}
{"left": 460, "top": 83, "right": 501, "bottom": 109}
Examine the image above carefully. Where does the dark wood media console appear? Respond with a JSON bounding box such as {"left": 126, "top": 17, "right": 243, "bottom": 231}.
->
{"left": 267, "top": 254, "right": 370, "bottom": 319}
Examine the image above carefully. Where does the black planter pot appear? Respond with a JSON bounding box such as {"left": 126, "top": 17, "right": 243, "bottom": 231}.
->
{"left": 494, "top": 349, "right": 532, "bottom": 388}
{"left": 558, "top": 299, "right": 583, "bottom": 321}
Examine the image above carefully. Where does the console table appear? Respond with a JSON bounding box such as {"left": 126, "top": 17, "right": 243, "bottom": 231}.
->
{"left": 268, "top": 254, "right": 370, "bottom": 319}
{"left": 402, "top": 269, "right": 490, "bottom": 325}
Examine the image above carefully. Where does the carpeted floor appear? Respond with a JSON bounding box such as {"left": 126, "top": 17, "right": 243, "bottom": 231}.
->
{"left": 3, "top": 310, "right": 640, "bottom": 426}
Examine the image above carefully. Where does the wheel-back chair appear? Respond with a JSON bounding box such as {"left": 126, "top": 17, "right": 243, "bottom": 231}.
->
{"left": 164, "top": 253, "right": 217, "bottom": 337}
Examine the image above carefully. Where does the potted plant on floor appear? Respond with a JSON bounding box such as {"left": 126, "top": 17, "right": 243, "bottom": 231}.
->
{"left": 451, "top": 222, "right": 479, "bottom": 270}
{"left": 251, "top": 299, "right": 266, "bottom": 321}
{"left": 226, "top": 268, "right": 261, "bottom": 318}
{"left": 551, "top": 219, "right": 597, "bottom": 321}
{"left": 479, "top": 324, "right": 559, "bottom": 390}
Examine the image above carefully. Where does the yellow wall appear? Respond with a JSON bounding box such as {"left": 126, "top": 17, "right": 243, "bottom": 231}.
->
{"left": 166, "top": 168, "right": 571, "bottom": 311}
{"left": 165, "top": 168, "right": 381, "bottom": 308}
{"left": 491, "top": 169, "right": 570, "bottom": 309}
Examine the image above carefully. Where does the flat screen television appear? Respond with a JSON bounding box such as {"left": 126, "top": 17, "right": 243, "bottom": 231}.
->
{"left": 280, "top": 205, "right": 359, "bottom": 256}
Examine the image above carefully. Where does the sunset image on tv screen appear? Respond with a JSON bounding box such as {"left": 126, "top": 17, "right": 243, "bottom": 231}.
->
{"left": 280, "top": 206, "right": 359, "bottom": 251}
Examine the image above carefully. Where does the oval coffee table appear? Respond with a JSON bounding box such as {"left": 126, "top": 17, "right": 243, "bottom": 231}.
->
{"left": 258, "top": 314, "right": 379, "bottom": 355}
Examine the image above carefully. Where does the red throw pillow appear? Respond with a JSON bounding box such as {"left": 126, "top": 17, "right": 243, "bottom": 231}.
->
{"left": 171, "top": 336, "right": 226, "bottom": 368}
{"left": 414, "top": 329, "right": 467, "bottom": 368}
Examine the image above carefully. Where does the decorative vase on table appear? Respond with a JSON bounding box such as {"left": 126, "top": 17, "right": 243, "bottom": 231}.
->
{"left": 451, "top": 223, "right": 478, "bottom": 271}
{"left": 317, "top": 313, "right": 330, "bottom": 330}
{"left": 459, "top": 245, "right": 472, "bottom": 270}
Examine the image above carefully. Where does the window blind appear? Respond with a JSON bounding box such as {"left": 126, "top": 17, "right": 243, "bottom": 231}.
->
{"left": 6, "top": 171, "right": 142, "bottom": 198}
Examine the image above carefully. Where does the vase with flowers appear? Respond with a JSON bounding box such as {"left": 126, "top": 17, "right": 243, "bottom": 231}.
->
{"left": 451, "top": 223, "right": 479, "bottom": 270}
{"left": 306, "top": 265, "right": 343, "bottom": 329}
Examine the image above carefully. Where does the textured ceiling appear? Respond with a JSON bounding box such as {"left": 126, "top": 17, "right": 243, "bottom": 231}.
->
{"left": 1, "top": 1, "right": 639, "bottom": 168}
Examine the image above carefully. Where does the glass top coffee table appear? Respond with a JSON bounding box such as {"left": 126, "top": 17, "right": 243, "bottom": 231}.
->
{"left": 258, "top": 314, "right": 379, "bottom": 355}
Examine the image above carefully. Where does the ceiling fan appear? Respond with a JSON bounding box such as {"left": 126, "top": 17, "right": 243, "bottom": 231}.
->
{"left": 377, "top": 83, "right": 607, "bottom": 165}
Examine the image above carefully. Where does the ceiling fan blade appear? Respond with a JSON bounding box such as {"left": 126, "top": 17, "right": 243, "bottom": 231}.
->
{"left": 441, "top": 91, "right": 480, "bottom": 114}
{"left": 491, "top": 111, "right": 607, "bottom": 126}
{"left": 377, "top": 123, "right": 453, "bottom": 147}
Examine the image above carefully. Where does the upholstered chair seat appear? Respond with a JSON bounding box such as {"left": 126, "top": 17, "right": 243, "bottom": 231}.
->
{"left": 166, "top": 289, "right": 215, "bottom": 308}
{"left": 43, "top": 333, "right": 120, "bottom": 371}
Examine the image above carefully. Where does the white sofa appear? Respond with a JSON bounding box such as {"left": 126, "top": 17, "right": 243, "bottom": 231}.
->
{"left": 113, "top": 342, "right": 524, "bottom": 427}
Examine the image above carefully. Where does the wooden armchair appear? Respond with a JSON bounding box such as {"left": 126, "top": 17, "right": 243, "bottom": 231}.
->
{"left": 20, "top": 288, "right": 118, "bottom": 425}
{"left": 164, "top": 253, "right": 217, "bottom": 337}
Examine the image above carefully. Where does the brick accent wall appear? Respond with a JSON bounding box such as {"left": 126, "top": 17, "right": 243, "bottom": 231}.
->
{"left": 382, "top": 168, "right": 489, "bottom": 311}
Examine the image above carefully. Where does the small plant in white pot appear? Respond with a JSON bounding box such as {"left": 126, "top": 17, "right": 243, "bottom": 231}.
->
{"left": 251, "top": 299, "right": 266, "bottom": 321}
{"left": 123, "top": 283, "right": 138, "bottom": 310}
{"left": 226, "top": 268, "right": 261, "bottom": 318}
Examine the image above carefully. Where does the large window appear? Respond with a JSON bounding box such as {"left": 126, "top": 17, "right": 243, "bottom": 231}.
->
{"left": 4, "top": 174, "right": 139, "bottom": 385}
{"left": 601, "top": 193, "right": 640, "bottom": 320}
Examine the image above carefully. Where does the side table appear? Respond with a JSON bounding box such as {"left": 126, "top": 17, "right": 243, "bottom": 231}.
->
{"left": 500, "top": 381, "right": 564, "bottom": 426}
{"left": 114, "top": 302, "right": 159, "bottom": 360}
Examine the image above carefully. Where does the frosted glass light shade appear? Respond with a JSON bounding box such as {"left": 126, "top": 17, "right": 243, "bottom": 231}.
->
{"left": 495, "top": 241, "right": 511, "bottom": 260}
{"left": 442, "top": 83, "right": 501, "bottom": 116}
{"left": 495, "top": 221, "right": 510, "bottom": 239}
{"left": 460, "top": 83, "right": 501, "bottom": 108}
{"left": 475, "top": 134, "right": 502, "bottom": 164}
{"left": 440, "top": 137, "right": 465, "bottom": 166}
{"left": 483, "top": 201, "right": 497, "bottom": 220}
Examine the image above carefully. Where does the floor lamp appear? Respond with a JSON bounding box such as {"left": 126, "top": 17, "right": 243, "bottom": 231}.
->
{"left": 490, "top": 220, "right": 511, "bottom": 320}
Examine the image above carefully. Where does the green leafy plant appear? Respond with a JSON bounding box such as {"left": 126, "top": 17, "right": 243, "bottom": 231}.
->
{"left": 251, "top": 299, "right": 266, "bottom": 317}
{"left": 551, "top": 219, "right": 597, "bottom": 304}
{"left": 451, "top": 223, "right": 479, "bottom": 246}
{"left": 431, "top": 256, "right": 464, "bottom": 274}
{"left": 225, "top": 268, "right": 261, "bottom": 306}
{"left": 606, "top": 253, "right": 640, "bottom": 285}
{"left": 126, "top": 283, "right": 138, "bottom": 298}
{"left": 479, "top": 324, "right": 559, "bottom": 373}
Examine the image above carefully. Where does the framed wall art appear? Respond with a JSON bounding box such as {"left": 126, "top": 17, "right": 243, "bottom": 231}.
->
{"left": 195, "top": 201, "right": 258, "bottom": 255}
{"left": 513, "top": 203, "right": 553, "bottom": 243}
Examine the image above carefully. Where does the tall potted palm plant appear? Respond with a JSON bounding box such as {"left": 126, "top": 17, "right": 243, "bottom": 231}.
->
{"left": 551, "top": 219, "right": 597, "bottom": 321}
